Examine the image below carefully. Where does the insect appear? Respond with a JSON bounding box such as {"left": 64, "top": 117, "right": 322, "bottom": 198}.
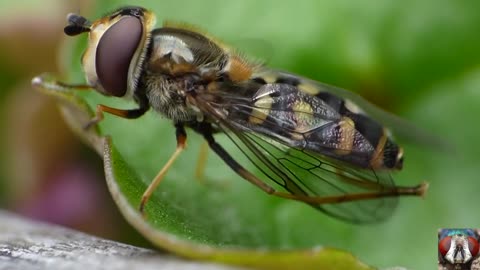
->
{"left": 438, "top": 229, "right": 479, "bottom": 266}
{"left": 34, "top": 6, "right": 428, "bottom": 223}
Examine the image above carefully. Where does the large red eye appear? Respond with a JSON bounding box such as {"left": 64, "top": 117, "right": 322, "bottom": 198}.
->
{"left": 96, "top": 16, "right": 142, "bottom": 97}
{"left": 468, "top": 236, "right": 479, "bottom": 257}
{"left": 439, "top": 236, "right": 452, "bottom": 257}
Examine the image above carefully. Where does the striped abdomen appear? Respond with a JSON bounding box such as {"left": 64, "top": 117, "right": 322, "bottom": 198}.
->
{"left": 226, "top": 73, "right": 404, "bottom": 171}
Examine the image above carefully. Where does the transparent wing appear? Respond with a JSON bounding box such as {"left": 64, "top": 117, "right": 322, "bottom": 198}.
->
{"left": 227, "top": 129, "right": 398, "bottom": 223}
{"left": 194, "top": 86, "right": 398, "bottom": 223}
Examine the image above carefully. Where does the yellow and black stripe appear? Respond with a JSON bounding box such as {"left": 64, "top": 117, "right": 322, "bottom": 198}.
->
{"left": 245, "top": 73, "right": 403, "bottom": 170}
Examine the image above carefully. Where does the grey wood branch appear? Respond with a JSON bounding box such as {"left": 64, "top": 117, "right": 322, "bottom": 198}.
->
{"left": 0, "top": 210, "right": 246, "bottom": 270}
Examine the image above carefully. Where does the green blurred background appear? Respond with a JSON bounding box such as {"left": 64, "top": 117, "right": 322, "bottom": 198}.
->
{"left": 1, "top": 0, "right": 479, "bottom": 269}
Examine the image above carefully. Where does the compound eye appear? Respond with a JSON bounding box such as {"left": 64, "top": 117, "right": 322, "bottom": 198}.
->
{"left": 468, "top": 236, "right": 479, "bottom": 257}
{"left": 439, "top": 236, "right": 451, "bottom": 257}
{"left": 96, "top": 16, "right": 142, "bottom": 97}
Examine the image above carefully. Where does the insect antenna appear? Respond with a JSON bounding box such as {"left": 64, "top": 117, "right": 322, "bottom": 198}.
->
{"left": 64, "top": 13, "right": 91, "bottom": 36}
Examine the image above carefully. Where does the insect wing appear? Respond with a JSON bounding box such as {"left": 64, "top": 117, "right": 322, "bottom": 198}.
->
{"left": 194, "top": 82, "right": 398, "bottom": 223}
{"left": 234, "top": 130, "right": 398, "bottom": 223}
{"left": 268, "top": 70, "right": 449, "bottom": 151}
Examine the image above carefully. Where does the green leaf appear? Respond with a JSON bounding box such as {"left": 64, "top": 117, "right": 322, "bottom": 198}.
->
{"left": 38, "top": 1, "right": 480, "bottom": 269}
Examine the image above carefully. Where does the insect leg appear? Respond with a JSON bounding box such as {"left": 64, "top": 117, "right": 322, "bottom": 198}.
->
{"left": 194, "top": 141, "right": 209, "bottom": 182}
{"left": 84, "top": 103, "right": 149, "bottom": 129}
{"left": 273, "top": 182, "right": 428, "bottom": 204}
{"left": 31, "top": 73, "right": 150, "bottom": 129}
{"left": 32, "top": 73, "right": 93, "bottom": 92}
{"left": 139, "top": 123, "right": 187, "bottom": 214}
{"left": 198, "top": 123, "right": 276, "bottom": 194}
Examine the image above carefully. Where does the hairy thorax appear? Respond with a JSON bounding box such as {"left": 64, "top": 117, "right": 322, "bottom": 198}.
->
{"left": 143, "top": 73, "right": 199, "bottom": 122}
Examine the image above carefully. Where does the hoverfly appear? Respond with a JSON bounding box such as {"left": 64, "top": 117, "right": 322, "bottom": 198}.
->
{"left": 33, "top": 6, "right": 428, "bottom": 223}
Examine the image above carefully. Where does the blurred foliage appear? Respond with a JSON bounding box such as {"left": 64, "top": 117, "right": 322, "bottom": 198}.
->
{"left": 2, "top": 0, "right": 480, "bottom": 269}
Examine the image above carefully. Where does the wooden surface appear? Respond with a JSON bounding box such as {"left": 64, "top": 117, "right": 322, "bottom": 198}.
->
{"left": 0, "top": 210, "right": 245, "bottom": 270}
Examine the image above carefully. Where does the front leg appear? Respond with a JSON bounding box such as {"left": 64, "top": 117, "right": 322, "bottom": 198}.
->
{"left": 32, "top": 73, "right": 150, "bottom": 129}
{"left": 84, "top": 103, "right": 149, "bottom": 129}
